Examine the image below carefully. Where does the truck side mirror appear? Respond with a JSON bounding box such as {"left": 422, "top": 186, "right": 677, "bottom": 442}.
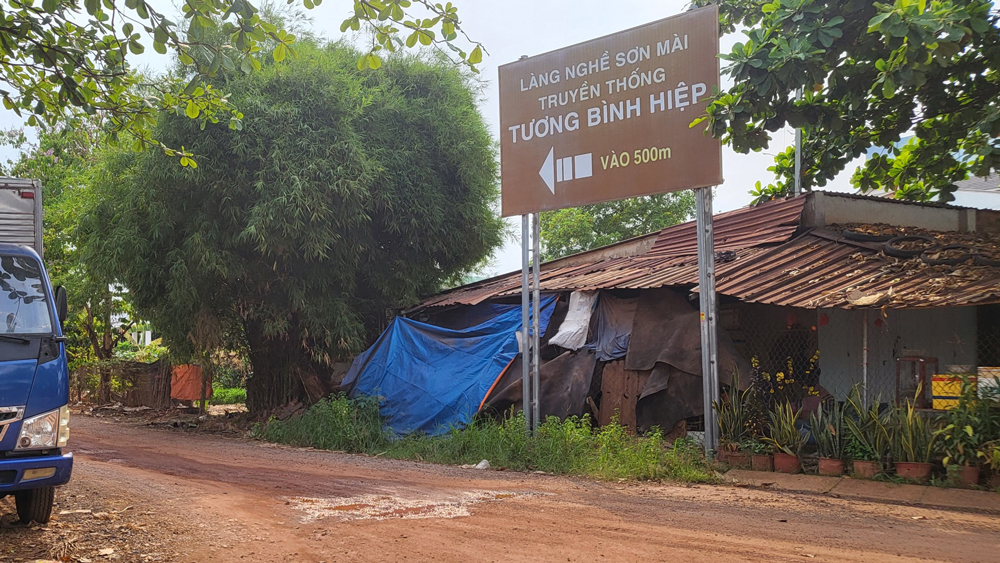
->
{"left": 54, "top": 286, "right": 68, "bottom": 325}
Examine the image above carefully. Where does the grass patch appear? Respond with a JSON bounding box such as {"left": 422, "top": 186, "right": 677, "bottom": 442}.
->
{"left": 210, "top": 387, "right": 247, "bottom": 405}
{"left": 252, "top": 394, "right": 718, "bottom": 484}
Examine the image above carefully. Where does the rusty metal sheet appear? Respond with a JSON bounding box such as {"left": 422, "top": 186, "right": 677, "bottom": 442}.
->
{"left": 715, "top": 234, "right": 1000, "bottom": 309}
{"left": 413, "top": 199, "right": 1000, "bottom": 311}
{"left": 648, "top": 196, "right": 805, "bottom": 256}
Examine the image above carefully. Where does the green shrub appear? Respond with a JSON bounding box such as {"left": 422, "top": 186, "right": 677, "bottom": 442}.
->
{"left": 256, "top": 394, "right": 388, "bottom": 454}
{"left": 810, "top": 399, "right": 846, "bottom": 460}
{"left": 385, "top": 414, "right": 532, "bottom": 469}
{"left": 254, "top": 396, "right": 718, "bottom": 484}
{"left": 210, "top": 387, "right": 247, "bottom": 405}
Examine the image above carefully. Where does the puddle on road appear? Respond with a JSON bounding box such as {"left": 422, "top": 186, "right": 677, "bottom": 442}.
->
{"left": 285, "top": 490, "right": 532, "bottom": 523}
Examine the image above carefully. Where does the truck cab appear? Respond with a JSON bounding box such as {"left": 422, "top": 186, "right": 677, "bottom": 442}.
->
{"left": 0, "top": 178, "right": 72, "bottom": 524}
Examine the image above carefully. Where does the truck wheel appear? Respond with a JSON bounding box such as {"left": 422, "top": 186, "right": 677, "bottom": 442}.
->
{"left": 14, "top": 486, "right": 55, "bottom": 524}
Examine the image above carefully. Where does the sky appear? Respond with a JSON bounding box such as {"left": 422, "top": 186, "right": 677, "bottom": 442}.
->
{"left": 306, "top": 0, "right": 856, "bottom": 274}
{"left": 3, "top": 0, "right": 997, "bottom": 274}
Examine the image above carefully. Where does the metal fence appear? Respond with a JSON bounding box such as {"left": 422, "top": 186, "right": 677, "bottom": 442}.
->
{"left": 724, "top": 302, "right": 999, "bottom": 407}
{"left": 724, "top": 302, "right": 819, "bottom": 389}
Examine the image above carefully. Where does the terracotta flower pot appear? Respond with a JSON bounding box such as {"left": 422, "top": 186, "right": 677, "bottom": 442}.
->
{"left": 955, "top": 465, "right": 980, "bottom": 488}
{"left": 772, "top": 452, "right": 801, "bottom": 474}
{"left": 727, "top": 452, "right": 751, "bottom": 469}
{"left": 895, "top": 461, "right": 933, "bottom": 484}
{"left": 988, "top": 472, "right": 1000, "bottom": 490}
{"left": 853, "top": 460, "right": 879, "bottom": 479}
{"left": 818, "top": 457, "right": 845, "bottom": 477}
{"left": 752, "top": 454, "right": 773, "bottom": 472}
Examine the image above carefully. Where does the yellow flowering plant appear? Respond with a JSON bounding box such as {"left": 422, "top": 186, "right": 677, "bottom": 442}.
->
{"left": 747, "top": 351, "right": 822, "bottom": 440}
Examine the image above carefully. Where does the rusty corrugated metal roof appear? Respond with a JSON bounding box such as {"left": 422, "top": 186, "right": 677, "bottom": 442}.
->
{"left": 714, "top": 231, "right": 1000, "bottom": 309}
{"left": 417, "top": 198, "right": 805, "bottom": 309}
{"left": 414, "top": 195, "right": 1000, "bottom": 311}
{"left": 647, "top": 196, "right": 805, "bottom": 256}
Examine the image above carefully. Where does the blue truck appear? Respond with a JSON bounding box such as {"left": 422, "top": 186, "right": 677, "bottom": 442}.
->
{"left": 0, "top": 178, "right": 72, "bottom": 524}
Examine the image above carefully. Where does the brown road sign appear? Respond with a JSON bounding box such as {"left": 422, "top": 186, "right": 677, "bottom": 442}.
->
{"left": 499, "top": 6, "right": 722, "bottom": 217}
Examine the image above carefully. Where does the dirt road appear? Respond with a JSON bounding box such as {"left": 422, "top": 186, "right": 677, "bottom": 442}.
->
{"left": 3, "top": 415, "right": 1000, "bottom": 563}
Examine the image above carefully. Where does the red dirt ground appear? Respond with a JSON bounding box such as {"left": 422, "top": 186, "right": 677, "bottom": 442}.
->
{"left": 3, "top": 414, "right": 1000, "bottom": 562}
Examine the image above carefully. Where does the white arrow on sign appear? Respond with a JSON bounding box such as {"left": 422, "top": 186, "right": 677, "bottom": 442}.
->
{"left": 538, "top": 147, "right": 593, "bottom": 194}
{"left": 539, "top": 147, "right": 555, "bottom": 194}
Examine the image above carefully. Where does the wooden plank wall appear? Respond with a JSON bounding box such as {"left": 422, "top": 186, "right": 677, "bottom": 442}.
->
{"left": 598, "top": 360, "right": 650, "bottom": 433}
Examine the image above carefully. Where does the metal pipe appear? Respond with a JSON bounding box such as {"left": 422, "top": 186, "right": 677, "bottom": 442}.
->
{"left": 794, "top": 88, "right": 803, "bottom": 197}
{"left": 521, "top": 214, "right": 531, "bottom": 430}
{"left": 696, "top": 187, "right": 720, "bottom": 454}
{"left": 531, "top": 212, "right": 541, "bottom": 434}
{"left": 862, "top": 309, "right": 869, "bottom": 409}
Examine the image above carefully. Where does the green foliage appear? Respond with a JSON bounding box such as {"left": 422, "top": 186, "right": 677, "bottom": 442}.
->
{"left": 739, "top": 438, "right": 771, "bottom": 455}
{"left": 935, "top": 376, "right": 999, "bottom": 467}
{"left": 0, "top": 0, "right": 482, "bottom": 166}
{"left": 539, "top": 193, "right": 695, "bottom": 261}
{"left": 0, "top": 0, "right": 297, "bottom": 164}
{"left": 844, "top": 387, "right": 892, "bottom": 464}
{"left": 764, "top": 401, "right": 808, "bottom": 455}
{"left": 212, "top": 355, "right": 252, "bottom": 389}
{"left": 747, "top": 353, "right": 820, "bottom": 429}
{"left": 844, "top": 437, "right": 877, "bottom": 464}
{"left": 79, "top": 42, "right": 504, "bottom": 411}
{"left": 810, "top": 399, "right": 846, "bottom": 460}
{"left": 210, "top": 388, "right": 248, "bottom": 405}
{"left": 982, "top": 441, "right": 1000, "bottom": 473}
{"left": 0, "top": 119, "right": 136, "bottom": 369}
{"left": 256, "top": 394, "right": 387, "bottom": 453}
{"left": 713, "top": 371, "right": 752, "bottom": 451}
{"left": 256, "top": 396, "right": 718, "bottom": 483}
{"left": 387, "top": 414, "right": 532, "bottom": 469}
{"left": 341, "top": 0, "right": 485, "bottom": 73}
{"left": 114, "top": 340, "right": 169, "bottom": 363}
{"left": 697, "top": 0, "right": 1000, "bottom": 202}
{"left": 891, "top": 394, "right": 938, "bottom": 463}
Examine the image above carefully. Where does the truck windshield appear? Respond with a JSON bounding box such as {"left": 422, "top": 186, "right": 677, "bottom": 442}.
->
{"left": 0, "top": 255, "right": 52, "bottom": 334}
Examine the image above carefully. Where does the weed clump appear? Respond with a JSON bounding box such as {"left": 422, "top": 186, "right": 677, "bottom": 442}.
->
{"left": 254, "top": 394, "right": 718, "bottom": 484}
{"left": 209, "top": 388, "right": 247, "bottom": 405}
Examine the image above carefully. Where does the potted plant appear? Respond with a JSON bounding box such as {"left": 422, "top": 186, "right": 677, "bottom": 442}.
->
{"left": 810, "top": 400, "right": 846, "bottom": 476}
{"left": 891, "top": 397, "right": 937, "bottom": 484}
{"left": 935, "top": 377, "right": 989, "bottom": 488}
{"left": 845, "top": 387, "right": 891, "bottom": 479}
{"left": 744, "top": 438, "right": 773, "bottom": 471}
{"left": 845, "top": 437, "right": 879, "bottom": 478}
{"left": 714, "top": 372, "right": 751, "bottom": 468}
{"left": 765, "top": 402, "right": 808, "bottom": 473}
{"left": 982, "top": 441, "right": 1000, "bottom": 489}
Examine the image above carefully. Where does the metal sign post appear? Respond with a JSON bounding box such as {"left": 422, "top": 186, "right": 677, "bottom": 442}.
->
{"left": 521, "top": 215, "right": 532, "bottom": 429}
{"left": 518, "top": 213, "right": 543, "bottom": 435}
{"left": 531, "top": 212, "right": 542, "bottom": 433}
{"left": 696, "top": 186, "right": 720, "bottom": 454}
{"left": 500, "top": 5, "right": 723, "bottom": 440}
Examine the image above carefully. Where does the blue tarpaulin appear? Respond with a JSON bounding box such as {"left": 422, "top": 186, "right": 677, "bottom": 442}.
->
{"left": 342, "top": 296, "right": 556, "bottom": 435}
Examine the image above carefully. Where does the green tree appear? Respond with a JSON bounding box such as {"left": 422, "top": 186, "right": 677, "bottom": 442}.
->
{"left": 696, "top": 0, "right": 999, "bottom": 202}
{"left": 540, "top": 193, "right": 695, "bottom": 261}
{"left": 0, "top": 0, "right": 482, "bottom": 164}
{"left": 79, "top": 42, "right": 503, "bottom": 412}
{"left": 0, "top": 120, "right": 137, "bottom": 400}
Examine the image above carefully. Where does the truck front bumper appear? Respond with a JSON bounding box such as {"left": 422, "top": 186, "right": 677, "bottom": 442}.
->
{"left": 0, "top": 452, "right": 72, "bottom": 494}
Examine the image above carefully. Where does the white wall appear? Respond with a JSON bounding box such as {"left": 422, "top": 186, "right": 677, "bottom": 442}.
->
{"left": 817, "top": 307, "right": 977, "bottom": 402}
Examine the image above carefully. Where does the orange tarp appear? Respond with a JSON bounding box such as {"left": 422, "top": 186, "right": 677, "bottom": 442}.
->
{"left": 170, "top": 364, "right": 213, "bottom": 401}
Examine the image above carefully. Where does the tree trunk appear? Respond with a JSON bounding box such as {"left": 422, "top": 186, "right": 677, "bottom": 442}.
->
{"left": 245, "top": 323, "right": 310, "bottom": 414}
{"left": 151, "top": 360, "right": 172, "bottom": 409}
{"left": 98, "top": 365, "right": 111, "bottom": 404}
